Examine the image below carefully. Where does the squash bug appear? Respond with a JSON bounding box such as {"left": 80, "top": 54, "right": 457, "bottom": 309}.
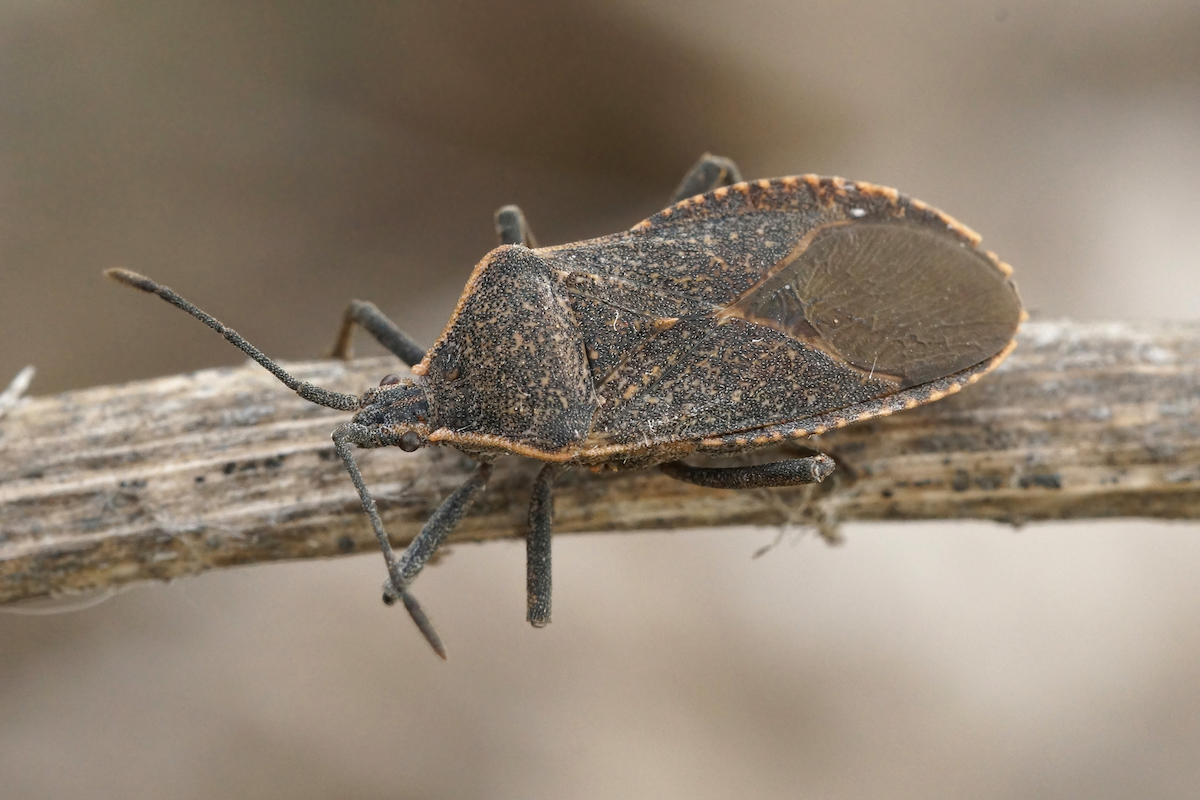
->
{"left": 107, "top": 154, "right": 1023, "bottom": 658}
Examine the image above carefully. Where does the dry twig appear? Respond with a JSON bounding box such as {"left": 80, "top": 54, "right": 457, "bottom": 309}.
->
{"left": 2, "top": 320, "right": 1198, "bottom": 604}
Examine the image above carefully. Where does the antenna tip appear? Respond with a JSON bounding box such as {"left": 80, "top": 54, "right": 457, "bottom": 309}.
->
{"left": 105, "top": 268, "right": 158, "bottom": 293}
{"left": 397, "top": 588, "right": 449, "bottom": 660}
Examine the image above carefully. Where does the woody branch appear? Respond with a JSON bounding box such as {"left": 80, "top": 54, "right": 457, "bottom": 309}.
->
{"left": 2, "top": 320, "right": 1198, "bottom": 604}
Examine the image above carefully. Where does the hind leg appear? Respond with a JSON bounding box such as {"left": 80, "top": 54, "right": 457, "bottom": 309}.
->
{"left": 660, "top": 454, "right": 835, "bottom": 489}
{"left": 669, "top": 154, "right": 743, "bottom": 204}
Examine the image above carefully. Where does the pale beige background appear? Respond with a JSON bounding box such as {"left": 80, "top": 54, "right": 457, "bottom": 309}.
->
{"left": 2, "top": 2, "right": 1200, "bottom": 798}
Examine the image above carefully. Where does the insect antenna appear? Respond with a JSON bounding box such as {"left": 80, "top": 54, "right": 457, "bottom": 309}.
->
{"left": 334, "top": 424, "right": 447, "bottom": 659}
{"left": 109, "top": 268, "right": 447, "bottom": 656}
{"left": 105, "top": 269, "right": 359, "bottom": 411}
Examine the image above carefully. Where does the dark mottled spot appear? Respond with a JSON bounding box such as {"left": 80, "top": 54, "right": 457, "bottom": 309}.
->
{"left": 194, "top": 475, "right": 206, "bottom": 484}
{"left": 974, "top": 474, "right": 1003, "bottom": 490}
{"left": 951, "top": 470, "right": 970, "bottom": 492}
{"left": 880, "top": 488, "right": 894, "bottom": 499}
{"left": 337, "top": 536, "right": 356, "bottom": 553}
{"left": 264, "top": 456, "right": 283, "bottom": 469}
{"left": 1019, "top": 473, "right": 1062, "bottom": 490}
{"left": 110, "top": 492, "right": 135, "bottom": 508}
{"left": 222, "top": 462, "right": 237, "bottom": 475}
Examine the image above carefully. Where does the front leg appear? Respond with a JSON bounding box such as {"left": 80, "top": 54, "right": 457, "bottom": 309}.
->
{"left": 392, "top": 461, "right": 495, "bottom": 589}
{"left": 330, "top": 300, "right": 427, "bottom": 365}
{"left": 334, "top": 424, "right": 466, "bottom": 658}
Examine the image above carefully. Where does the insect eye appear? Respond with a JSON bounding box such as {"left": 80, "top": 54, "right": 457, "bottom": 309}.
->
{"left": 379, "top": 374, "right": 402, "bottom": 387}
{"left": 399, "top": 431, "right": 422, "bottom": 452}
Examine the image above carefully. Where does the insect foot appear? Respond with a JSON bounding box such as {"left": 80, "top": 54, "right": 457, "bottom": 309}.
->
{"left": 106, "top": 153, "right": 1022, "bottom": 658}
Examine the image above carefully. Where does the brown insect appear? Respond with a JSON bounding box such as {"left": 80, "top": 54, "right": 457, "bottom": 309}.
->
{"left": 107, "top": 154, "right": 1023, "bottom": 657}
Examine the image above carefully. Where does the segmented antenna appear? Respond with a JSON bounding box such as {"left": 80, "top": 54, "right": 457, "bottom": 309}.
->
{"left": 105, "top": 269, "right": 360, "bottom": 411}
{"left": 107, "top": 268, "right": 448, "bottom": 657}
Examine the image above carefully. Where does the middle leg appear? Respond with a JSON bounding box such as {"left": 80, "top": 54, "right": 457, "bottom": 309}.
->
{"left": 494, "top": 204, "right": 539, "bottom": 248}
{"left": 525, "top": 463, "right": 562, "bottom": 628}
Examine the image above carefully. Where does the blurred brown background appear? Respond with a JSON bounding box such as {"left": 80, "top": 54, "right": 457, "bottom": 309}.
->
{"left": 3, "top": 1, "right": 1200, "bottom": 797}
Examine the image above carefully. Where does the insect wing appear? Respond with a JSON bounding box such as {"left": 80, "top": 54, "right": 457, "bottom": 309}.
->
{"left": 540, "top": 177, "right": 1022, "bottom": 447}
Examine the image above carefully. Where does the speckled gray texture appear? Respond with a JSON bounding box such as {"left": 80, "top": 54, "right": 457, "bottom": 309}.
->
{"left": 422, "top": 245, "right": 598, "bottom": 452}
{"left": 400, "top": 175, "right": 1021, "bottom": 466}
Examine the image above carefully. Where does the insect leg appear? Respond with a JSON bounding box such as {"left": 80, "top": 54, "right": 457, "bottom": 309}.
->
{"left": 494, "top": 204, "right": 539, "bottom": 248}
{"left": 333, "top": 423, "right": 446, "bottom": 658}
{"left": 525, "top": 464, "right": 562, "bottom": 628}
{"left": 660, "top": 455, "right": 835, "bottom": 489}
{"left": 389, "top": 460, "right": 495, "bottom": 592}
{"left": 330, "top": 300, "right": 427, "bottom": 366}
{"left": 669, "top": 154, "right": 744, "bottom": 204}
